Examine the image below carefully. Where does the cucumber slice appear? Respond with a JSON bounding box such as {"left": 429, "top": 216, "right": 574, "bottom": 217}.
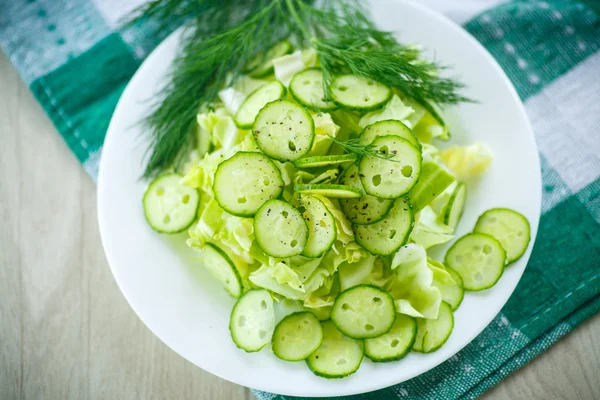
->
{"left": 330, "top": 74, "right": 392, "bottom": 111}
{"left": 306, "top": 320, "right": 364, "bottom": 379}
{"left": 254, "top": 199, "right": 308, "bottom": 258}
{"left": 361, "top": 119, "right": 420, "bottom": 149}
{"left": 442, "top": 182, "right": 467, "bottom": 229}
{"left": 235, "top": 81, "right": 286, "bottom": 129}
{"left": 412, "top": 302, "right": 454, "bottom": 353}
{"left": 359, "top": 136, "right": 422, "bottom": 199}
{"left": 354, "top": 198, "right": 414, "bottom": 256}
{"left": 293, "top": 154, "right": 357, "bottom": 168}
{"left": 253, "top": 100, "right": 315, "bottom": 162}
{"left": 339, "top": 164, "right": 394, "bottom": 225}
{"left": 244, "top": 40, "right": 293, "bottom": 78}
{"left": 213, "top": 152, "right": 284, "bottom": 217}
{"left": 445, "top": 233, "right": 506, "bottom": 291}
{"left": 229, "top": 289, "right": 276, "bottom": 352}
{"left": 332, "top": 285, "right": 396, "bottom": 339}
{"left": 290, "top": 68, "right": 337, "bottom": 111}
{"left": 195, "top": 243, "right": 243, "bottom": 298}
{"left": 364, "top": 314, "right": 416, "bottom": 362}
{"left": 292, "top": 194, "right": 337, "bottom": 258}
{"left": 143, "top": 174, "right": 200, "bottom": 234}
{"left": 295, "top": 184, "right": 362, "bottom": 199}
{"left": 473, "top": 208, "right": 531, "bottom": 264}
{"left": 272, "top": 312, "right": 323, "bottom": 361}
{"left": 444, "top": 267, "right": 465, "bottom": 310}
{"left": 408, "top": 161, "right": 456, "bottom": 213}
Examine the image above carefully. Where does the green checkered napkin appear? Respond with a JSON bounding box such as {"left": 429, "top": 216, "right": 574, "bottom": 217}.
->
{"left": 2, "top": 1, "right": 598, "bottom": 398}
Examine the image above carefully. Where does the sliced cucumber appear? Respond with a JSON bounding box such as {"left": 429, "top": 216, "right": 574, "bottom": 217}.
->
{"left": 272, "top": 312, "right": 323, "bottom": 361}
{"left": 473, "top": 208, "right": 531, "bottom": 264}
{"left": 292, "top": 194, "right": 337, "bottom": 258}
{"left": 445, "top": 233, "right": 506, "bottom": 291}
{"left": 364, "top": 314, "right": 416, "bottom": 362}
{"left": 235, "top": 81, "right": 286, "bottom": 129}
{"left": 339, "top": 164, "right": 394, "bottom": 225}
{"left": 244, "top": 40, "right": 293, "bottom": 78}
{"left": 359, "top": 136, "right": 422, "bottom": 199}
{"left": 253, "top": 100, "right": 315, "bottom": 162}
{"left": 306, "top": 320, "right": 364, "bottom": 379}
{"left": 213, "top": 152, "right": 284, "bottom": 217}
{"left": 332, "top": 285, "right": 396, "bottom": 339}
{"left": 412, "top": 302, "right": 454, "bottom": 353}
{"left": 354, "top": 198, "right": 414, "bottom": 256}
{"left": 444, "top": 267, "right": 465, "bottom": 310}
{"left": 361, "top": 119, "right": 420, "bottom": 149}
{"left": 229, "top": 289, "right": 276, "bottom": 352}
{"left": 195, "top": 243, "right": 243, "bottom": 298}
{"left": 254, "top": 199, "right": 308, "bottom": 258}
{"left": 293, "top": 154, "right": 357, "bottom": 168}
{"left": 290, "top": 68, "right": 337, "bottom": 111}
{"left": 442, "top": 182, "right": 467, "bottom": 229}
{"left": 408, "top": 161, "right": 456, "bottom": 213}
{"left": 295, "top": 184, "right": 362, "bottom": 199}
{"left": 330, "top": 74, "right": 392, "bottom": 111}
{"left": 143, "top": 173, "right": 200, "bottom": 234}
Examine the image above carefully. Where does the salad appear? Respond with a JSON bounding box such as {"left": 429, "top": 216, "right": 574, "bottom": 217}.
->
{"left": 141, "top": 43, "right": 531, "bottom": 379}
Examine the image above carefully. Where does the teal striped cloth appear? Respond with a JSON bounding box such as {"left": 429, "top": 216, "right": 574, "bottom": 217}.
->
{"left": 2, "top": 1, "right": 598, "bottom": 398}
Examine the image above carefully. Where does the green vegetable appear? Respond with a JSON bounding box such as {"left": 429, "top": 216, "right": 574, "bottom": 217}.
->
{"left": 387, "top": 244, "right": 442, "bottom": 319}
{"left": 129, "top": 0, "right": 470, "bottom": 178}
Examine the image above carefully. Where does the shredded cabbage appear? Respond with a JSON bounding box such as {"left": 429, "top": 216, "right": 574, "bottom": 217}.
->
{"left": 387, "top": 244, "right": 442, "bottom": 319}
{"left": 409, "top": 206, "right": 454, "bottom": 249}
{"left": 338, "top": 255, "right": 376, "bottom": 291}
{"left": 440, "top": 143, "right": 494, "bottom": 179}
{"left": 273, "top": 50, "right": 306, "bottom": 86}
{"left": 249, "top": 263, "right": 306, "bottom": 299}
{"left": 359, "top": 95, "right": 414, "bottom": 129}
{"left": 218, "top": 87, "right": 247, "bottom": 116}
{"left": 313, "top": 195, "right": 354, "bottom": 244}
{"left": 413, "top": 108, "right": 449, "bottom": 143}
{"left": 174, "top": 49, "right": 492, "bottom": 329}
{"left": 306, "top": 112, "right": 339, "bottom": 156}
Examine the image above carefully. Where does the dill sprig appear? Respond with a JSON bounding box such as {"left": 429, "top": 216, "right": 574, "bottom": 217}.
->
{"left": 130, "top": 0, "right": 469, "bottom": 177}
{"left": 135, "top": 0, "right": 291, "bottom": 176}
{"left": 328, "top": 135, "right": 397, "bottom": 162}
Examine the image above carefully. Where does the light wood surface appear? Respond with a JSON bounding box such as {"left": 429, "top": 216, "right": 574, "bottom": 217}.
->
{"left": 1, "top": 50, "right": 598, "bottom": 400}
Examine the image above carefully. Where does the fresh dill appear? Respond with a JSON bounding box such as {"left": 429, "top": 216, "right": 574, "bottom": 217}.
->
{"left": 328, "top": 135, "right": 398, "bottom": 162}
{"left": 128, "top": 0, "right": 469, "bottom": 178}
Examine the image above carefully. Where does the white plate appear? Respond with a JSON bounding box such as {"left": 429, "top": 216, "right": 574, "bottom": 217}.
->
{"left": 98, "top": 0, "right": 541, "bottom": 396}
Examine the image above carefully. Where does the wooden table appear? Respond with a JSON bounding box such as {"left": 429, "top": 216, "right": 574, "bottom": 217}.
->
{"left": 1, "top": 50, "right": 598, "bottom": 400}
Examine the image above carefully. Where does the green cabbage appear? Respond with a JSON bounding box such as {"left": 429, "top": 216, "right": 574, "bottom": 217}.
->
{"left": 387, "top": 244, "right": 442, "bottom": 319}
{"left": 338, "top": 255, "right": 377, "bottom": 291}
{"left": 187, "top": 198, "right": 255, "bottom": 266}
{"left": 272, "top": 50, "right": 305, "bottom": 86}
{"left": 249, "top": 263, "right": 306, "bottom": 300}
{"left": 305, "top": 112, "right": 339, "bottom": 157}
{"left": 440, "top": 143, "right": 494, "bottom": 179}
{"left": 313, "top": 195, "right": 354, "bottom": 244}
{"left": 409, "top": 206, "right": 454, "bottom": 249}
{"left": 358, "top": 95, "right": 414, "bottom": 129}
{"left": 308, "top": 169, "right": 339, "bottom": 184}
{"left": 427, "top": 259, "right": 456, "bottom": 285}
